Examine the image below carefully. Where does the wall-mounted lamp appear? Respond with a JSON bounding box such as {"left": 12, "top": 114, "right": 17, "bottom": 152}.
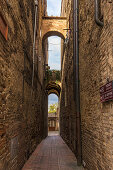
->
{"left": 63, "top": 28, "right": 71, "bottom": 44}
{"left": 45, "top": 64, "right": 48, "bottom": 66}
{"left": 6, "top": 0, "right": 10, "bottom": 7}
{"left": 35, "top": 0, "right": 38, "bottom": 6}
{"left": 46, "top": 66, "right": 50, "bottom": 70}
{"left": 45, "top": 90, "right": 48, "bottom": 94}
{"left": 43, "top": 63, "right": 50, "bottom": 70}
{"left": 107, "top": 78, "right": 110, "bottom": 83}
{"left": 65, "top": 32, "right": 69, "bottom": 44}
{"left": 38, "top": 56, "right": 41, "bottom": 61}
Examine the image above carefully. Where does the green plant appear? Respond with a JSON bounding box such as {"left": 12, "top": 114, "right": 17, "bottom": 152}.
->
{"left": 48, "top": 103, "right": 58, "bottom": 113}
{"left": 45, "top": 69, "right": 61, "bottom": 82}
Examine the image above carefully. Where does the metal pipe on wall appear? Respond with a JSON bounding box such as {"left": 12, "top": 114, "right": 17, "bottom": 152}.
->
{"left": 73, "top": 0, "right": 82, "bottom": 166}
{"left": 32, "top": 0, "right": 38, "bottom": 92}
{"left": 95, "top": 0, "right": 104, "bottom": 27}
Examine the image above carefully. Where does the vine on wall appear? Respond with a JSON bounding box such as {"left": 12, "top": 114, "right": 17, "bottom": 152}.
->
{"left": 45, "top": 69, "right": 61, "bottom": 82}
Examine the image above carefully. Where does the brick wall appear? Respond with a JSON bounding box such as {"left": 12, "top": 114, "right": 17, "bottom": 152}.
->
{"left": 42, "top": 17, "right": 67, "bottom": 40}
{"left": 0, "top": 0, "right": 47, "bottom": 169}
{"left": 60, "top": 0, "right": 113, "bottom": 169}
{"left": 79, "top": 1, "right": 113, "bottom": 169}
{"left": 60, "top": 0, "right": 76, "bottom": 153}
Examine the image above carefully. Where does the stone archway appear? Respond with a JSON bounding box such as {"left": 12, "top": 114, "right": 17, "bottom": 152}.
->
{"left": 42, "top": 16, "right": 67, "bottom": 40}
{"left": 42, "top": 30, "right": 65, "bottom": 59}
{"left": 46, "top": 81, "right": 61, "bottom": 97}
{"left": 42, "top": 31, "right": 65, "bottom": 42}
{"left": 42, "top": 16, "right": 67, "bottom": 67}
{"left": 47, "top": 82, "right": 61, "bottom": 132}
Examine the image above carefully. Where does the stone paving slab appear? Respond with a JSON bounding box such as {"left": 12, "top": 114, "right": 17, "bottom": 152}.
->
{"left": 22, "top": 135, "right": 84, "bottom": 170}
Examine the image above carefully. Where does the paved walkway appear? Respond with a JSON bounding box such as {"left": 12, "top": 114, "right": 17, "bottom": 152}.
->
{"left": 22, "top": 134, "right": 84, "bottom": 170}
{"left": 48, "top": 131, "right": 59, "bottom": 136}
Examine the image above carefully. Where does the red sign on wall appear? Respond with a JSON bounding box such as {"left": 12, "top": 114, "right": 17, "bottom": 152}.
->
{"left": 0, "top": 13, "right": 8, "bottom": 40}
{"left": 100, "top": 81, "right": 113, "bottom": 102}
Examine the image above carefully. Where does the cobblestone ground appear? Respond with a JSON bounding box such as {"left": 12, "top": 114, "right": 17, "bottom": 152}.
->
{"left": 22, "top": 134, "right": 84, "bottom": 170}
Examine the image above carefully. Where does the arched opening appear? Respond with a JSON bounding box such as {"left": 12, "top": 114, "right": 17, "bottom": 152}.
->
{"left": 42, "top": 31, "right": 65, "bottom": 41}
{"left": 48, "top": 94, "right": 59, "bottom": 135}
{"left": 43, "top": 31, "right": 63, "bottom": 136}
{"left": 46, "top": 82, "right": 61, "bottom": 96}
{"left": 47, "top": 0, "right": 61, "bottom": 17}
{"left": 48, "top": 36, "right": 61, "bottom": 70}
{"left": 42, "top": 31, "right": 65, "bottom": 72}
{"left": 46, "top": 82, "right": 61, "bottom": 135}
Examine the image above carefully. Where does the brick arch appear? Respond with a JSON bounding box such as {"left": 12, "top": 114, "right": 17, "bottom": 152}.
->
{"left": 42, "top": 16, "right": 67, "bottom": 41}
{"left": 42, "top": 31, "right": 65, "bottom": 42}
{"left": 46, "top": 82, "right": 61, "bottom": 97}
{"left": 42, "top": 31, "right": 65, "bottom": 51}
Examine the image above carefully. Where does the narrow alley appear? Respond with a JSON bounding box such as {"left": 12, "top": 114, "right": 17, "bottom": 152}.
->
{"left": 0, "top": 0, "right": 113, "bottom": 170}
{"left": 22, "top": 132, "right": 83, "bottom": 170}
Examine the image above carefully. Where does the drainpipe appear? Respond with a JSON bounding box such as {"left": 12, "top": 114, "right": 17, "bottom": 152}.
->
{"left": 73, "top": 0, "right": 82, "bottom": 166}
{"left": 95, "top": 0, "right": 104, "bottom": 27}
{"left": 32, "top": 0, "right": 38, "bottom": 92}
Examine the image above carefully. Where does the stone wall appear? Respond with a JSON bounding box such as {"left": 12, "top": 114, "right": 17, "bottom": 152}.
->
{"left": 0, "top": 0, "right": 47, "bottom": 169}
{"left": 60, "top": 0, "right": 113, "bottom": 169}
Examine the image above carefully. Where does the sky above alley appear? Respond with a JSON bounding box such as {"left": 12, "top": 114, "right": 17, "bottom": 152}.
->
{"left": 48, "top": 94, "right": 58, "bottom": 106}
{"left": 47, "top": 0, "right": 61, "bottom": 16}
{"left": 47, "top": 0, "right": 61, "bottom": 107}
{"left": 48, "top": 37, "right": 61, "bottom": 106}
{"left": 48, "top": 36, "right": 61, "bottom": 70}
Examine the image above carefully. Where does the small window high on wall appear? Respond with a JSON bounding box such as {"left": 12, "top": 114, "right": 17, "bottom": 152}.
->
{"left": 47, "top": 0, "right": 61, "bottom": 16}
